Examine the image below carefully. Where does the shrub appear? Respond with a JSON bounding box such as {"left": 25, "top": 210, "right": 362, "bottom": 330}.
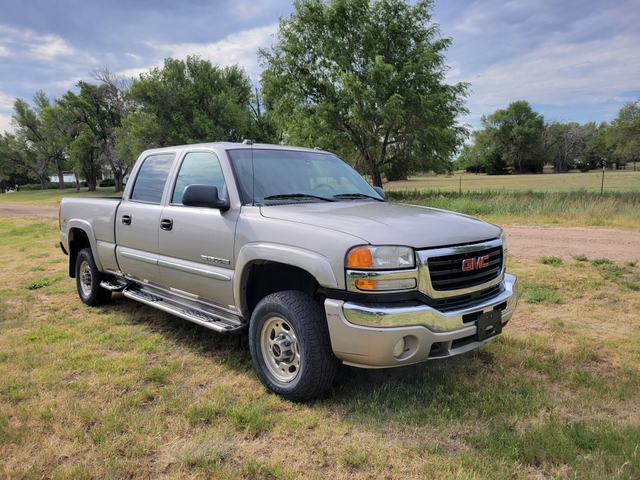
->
{"left": 540, "top": 256, "right": 562, "bottom": 266}
{"left": 99, "top": 178, "right": 115, "bottom": 187}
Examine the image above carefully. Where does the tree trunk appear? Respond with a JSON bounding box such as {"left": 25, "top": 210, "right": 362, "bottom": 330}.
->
{"left": 74, "top": 171, "right": 81, "bottom": 192}
{"left": 114, "top": 168, "right": 125, "bottom": 193}
{"left": 55, "top": 160, "right": 65, "bottom": 189}
{"left": 366, "top": 152, "right": 383, "bottom": 187}
{"left": 40, "top": 176, "right": 48, "bottom": 190}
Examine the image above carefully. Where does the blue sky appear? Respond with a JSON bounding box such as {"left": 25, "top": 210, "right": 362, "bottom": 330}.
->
{"left": 1, "top": 0, "right": 639, "bottom": 133}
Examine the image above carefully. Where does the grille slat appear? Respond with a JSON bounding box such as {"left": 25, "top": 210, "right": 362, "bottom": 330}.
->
{"left": 427, "top": 245, "right": 503, "bottom": 291}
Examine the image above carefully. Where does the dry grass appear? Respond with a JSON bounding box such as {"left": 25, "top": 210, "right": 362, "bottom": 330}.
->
{"left": 386, "top": 170, "right": 640, "bottom": 193}
{"left": 1, "top": 215, "right": 639, "bottom": 479}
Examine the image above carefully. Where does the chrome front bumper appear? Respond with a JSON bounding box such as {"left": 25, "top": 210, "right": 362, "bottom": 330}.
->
{"left": 324, "top": 273, "right": 517, "bottom": 368}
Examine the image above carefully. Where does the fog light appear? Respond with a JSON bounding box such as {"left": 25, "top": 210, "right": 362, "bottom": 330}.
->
{"left": 393, "top": 337, "right": 406, "bottom": 358}
{"left": 355, "top": 278, "right": 416, "bottom": 291}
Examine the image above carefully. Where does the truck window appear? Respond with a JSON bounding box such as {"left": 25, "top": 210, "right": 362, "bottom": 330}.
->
{"left": 130, "top": 153, "right": 175, "bottom": 204}
{"left": 171, "top": 151, "right": 226, "bottom": 205}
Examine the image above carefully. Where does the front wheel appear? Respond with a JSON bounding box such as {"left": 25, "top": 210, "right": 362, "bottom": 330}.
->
{"left": 249, "top": 291, "right": 339, "bottom": 402}
{"left": 75, "top": 248, "right": 112, "bottom": 306}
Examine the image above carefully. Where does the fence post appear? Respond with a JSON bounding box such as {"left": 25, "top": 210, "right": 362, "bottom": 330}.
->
{"left": 601, "top": 166, "right": 605, "bottom": 194}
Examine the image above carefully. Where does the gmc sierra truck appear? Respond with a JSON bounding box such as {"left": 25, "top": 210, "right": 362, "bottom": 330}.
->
{"left": 59, "top": 142, "right": 518, "bottom": 401}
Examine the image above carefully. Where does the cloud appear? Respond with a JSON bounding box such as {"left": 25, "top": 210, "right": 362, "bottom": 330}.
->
{"left": 0, "top": 24, "right": 80, "bottom": 61}
{"left": 451, "top": 35, "right": 640, "bottom": 119}
{"left": 0, "top": 92, "right": 13, "bottom": 110}
{"left": 29, "top": 34, "right": 75, "bottom": 60}
{"left": 147, "top": 24, "right": 278, "bottom": 79}
{"left": 0, "top": 113, "right": 13, "bottom": 134}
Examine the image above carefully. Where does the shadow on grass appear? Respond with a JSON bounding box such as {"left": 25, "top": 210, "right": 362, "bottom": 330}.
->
{"left": 101, "top": 295, "right": 548, "bottom": 428}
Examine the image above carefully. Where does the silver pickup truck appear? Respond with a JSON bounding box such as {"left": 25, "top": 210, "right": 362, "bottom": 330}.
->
{"left": 59, "top": 142, "right": 517, "bottom": 401}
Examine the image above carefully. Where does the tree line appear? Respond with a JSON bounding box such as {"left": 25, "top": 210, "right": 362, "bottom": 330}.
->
{"left": 1, "top": 0, "right": 638, "bottom": 193}
{"left": 455, "top": 100, "right": 639, "bottom": 175}
{"left": 0, "top": 0, "right": 469, "bottom": 192}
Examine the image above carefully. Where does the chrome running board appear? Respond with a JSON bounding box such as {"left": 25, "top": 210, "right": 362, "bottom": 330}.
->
{"left": 122, "top": 283, "right": 245, "bottom": 335}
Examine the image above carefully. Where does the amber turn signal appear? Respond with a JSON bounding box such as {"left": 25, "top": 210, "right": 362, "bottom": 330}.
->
{"left": 347, "top": 247, "right": 373, "bottom": 268}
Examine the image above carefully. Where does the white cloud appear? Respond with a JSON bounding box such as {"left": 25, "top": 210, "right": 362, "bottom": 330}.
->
{"left": 451, "top": 35, "right": 640, "bottom": 116}
{"left": 0, "top": 24, "right": 79, "bottom": 61}
{"left": 0, "top": 92, "right": 13, "bottom": 109}
{"left": 29, "top": 34, "right": 74, "bottom": 59}
{"left": 147, "top": 24, "right": 278, "bottom": 79}
{"left": 117, "top": 66, "right": 160, "bottom": 80}
{"left": 0, "top": 45, "right": 9, "bottom": 57}
{"left": 0, "top": 113, "right": 13, "bottom": 134}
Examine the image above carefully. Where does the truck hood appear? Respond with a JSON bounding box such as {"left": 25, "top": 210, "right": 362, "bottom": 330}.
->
{"left": 259, "top": 201, "right": 502, "bottom": 249}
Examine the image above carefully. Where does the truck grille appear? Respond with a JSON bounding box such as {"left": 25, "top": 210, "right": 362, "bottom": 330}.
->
{"left": 426, "top": 245, "right": 503, "bottom": 291}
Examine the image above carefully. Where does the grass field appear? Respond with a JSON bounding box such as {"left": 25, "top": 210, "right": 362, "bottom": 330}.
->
{"left": 0, "top": 187, "right": 122, "bottom": 206}
{"left": 385, "top": 169, "right": 640, "bottom": 193}
{"left": 1, "top": 216, "right": 639, "bottom": 478}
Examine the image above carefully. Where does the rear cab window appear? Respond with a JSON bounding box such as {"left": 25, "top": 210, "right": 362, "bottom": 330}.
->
{"left": 130, "top": 153, "right": 175, "bottom": 204}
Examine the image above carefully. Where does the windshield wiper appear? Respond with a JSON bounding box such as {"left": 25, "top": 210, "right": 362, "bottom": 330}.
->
{"left": 263, "top": 193, "right": 336, "bottom": 202}
{"left": 332, "top": 193, "right": 384, "bottom": 201}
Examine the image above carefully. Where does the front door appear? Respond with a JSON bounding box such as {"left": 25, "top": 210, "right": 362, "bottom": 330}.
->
{"left": 158, "top": 150, "right": 238, "bottom": 309}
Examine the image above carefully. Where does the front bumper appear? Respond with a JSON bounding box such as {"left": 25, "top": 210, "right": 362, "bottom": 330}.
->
{"left": 325, "top": 273, "right": 517, "bottom": 368}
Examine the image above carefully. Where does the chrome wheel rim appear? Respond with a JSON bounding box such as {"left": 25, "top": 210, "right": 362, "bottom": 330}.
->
{"left": 260, "top": 316, "right": 300, "bottom": 383}
{"left": 79, "top": 260, "right": 92, "bottom": 297}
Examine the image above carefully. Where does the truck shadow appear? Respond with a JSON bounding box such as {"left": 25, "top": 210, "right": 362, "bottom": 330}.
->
{"left": 104, "top": 294, "right": 520, "bottom": 427}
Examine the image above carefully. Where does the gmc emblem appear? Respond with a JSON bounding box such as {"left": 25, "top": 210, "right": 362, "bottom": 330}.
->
{"left": 462, "top": 255, "right": 490, "bottom": 272}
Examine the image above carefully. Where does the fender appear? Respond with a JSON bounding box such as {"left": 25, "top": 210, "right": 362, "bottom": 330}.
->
{"left": 235, "top": 242, "right": 339, "bottom": 313}
{"left": 67, "top": 219, "right": 105, "bottom": 273}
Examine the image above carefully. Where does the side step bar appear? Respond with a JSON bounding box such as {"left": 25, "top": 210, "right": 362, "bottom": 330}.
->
{"left": 121, "top": 283, "right": 246, "bottom": 335}
{"left": 100, "top": 276, "right": 129, "bottom": 292}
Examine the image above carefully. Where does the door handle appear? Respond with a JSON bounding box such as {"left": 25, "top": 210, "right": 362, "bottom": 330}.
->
{"left": 160, "top": 218, "right": 173, "bottom": 231}
{"left": 122, "top": 214, "right": 132, "bottom": 225}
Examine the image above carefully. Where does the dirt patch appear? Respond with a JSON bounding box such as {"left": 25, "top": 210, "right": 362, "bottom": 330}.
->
{"left": 2, "top": 202, "right": 638, "bottom": 264}
{"left": 0, "top": 203, "right": 59, "bottom": 217}
{"left": 503, "top": 225, "right": 640, "bottom": 264}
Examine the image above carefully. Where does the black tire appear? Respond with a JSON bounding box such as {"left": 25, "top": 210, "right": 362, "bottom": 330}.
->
{"left": 75, "top": 248, "right": 112, "bottom": 306}
{"left": 249, "top": 291, "right": 339, "bottom": 402}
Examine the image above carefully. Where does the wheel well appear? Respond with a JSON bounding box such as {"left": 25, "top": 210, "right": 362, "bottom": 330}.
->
{"left": 244, "top": 262, "right": 321, "bottom": 317}
{"left": 68, "top": 228, "right": 91, "bottom": 278}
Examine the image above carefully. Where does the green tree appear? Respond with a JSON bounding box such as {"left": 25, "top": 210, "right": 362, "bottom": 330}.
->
{"left": 259, "top": 0, "right": 468, "bottom": 187}
{"left": 1, "top": 94, "right": 68, "bottom": 189}
{"left": 608, "top": 100, "right": 640, "bottom": 171}
{"left": 120, "top": 56, "right": 256, "bottom": 155}
{"left": 480, "top": 101, "right": 545, "bottom": 174}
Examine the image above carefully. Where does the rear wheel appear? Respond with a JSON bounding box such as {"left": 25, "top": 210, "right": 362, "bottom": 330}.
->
{"left": 75, "top": 248, "right": 112, "bottom": 306}
{"left": 249, "top": 291, "right": 339, "bottom": 402}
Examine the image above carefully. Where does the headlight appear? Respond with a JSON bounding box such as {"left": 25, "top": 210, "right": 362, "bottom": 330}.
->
{"left": 500, "top": 230, "right": 509, "bottom": 260}
{"left": 347, "top": 246, "right": 415, "bottom": 270}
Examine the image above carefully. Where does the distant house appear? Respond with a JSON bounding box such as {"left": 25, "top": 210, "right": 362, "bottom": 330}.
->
{"left": 49, "top": 172, "right": 76, "bottom": 183}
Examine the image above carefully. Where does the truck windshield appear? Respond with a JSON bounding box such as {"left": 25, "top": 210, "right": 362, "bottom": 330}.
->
{"left": 227, "top": 149, "right": 383, "bottom": 205}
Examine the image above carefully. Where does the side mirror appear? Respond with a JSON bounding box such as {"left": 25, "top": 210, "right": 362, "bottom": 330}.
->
{"left": 182, "top": 184, "right": 230, "bottom": 211}
{"left": 373, "top": 186, "right": 387, "bottom": 200}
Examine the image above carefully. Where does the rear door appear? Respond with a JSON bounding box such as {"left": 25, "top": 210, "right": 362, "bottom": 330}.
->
{"left": 158, "top": 150, "right": 238, "bottom": 309}
{"left": 116, "top": 152, "right": 176, "bottom": 284}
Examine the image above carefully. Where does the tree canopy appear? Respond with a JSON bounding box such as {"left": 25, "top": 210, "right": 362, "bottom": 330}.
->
{"left": 259, "top": 0, "right": 469, "bottom": 186}
{"left": 121, "top": 56, "right": 256, "bottom": 149}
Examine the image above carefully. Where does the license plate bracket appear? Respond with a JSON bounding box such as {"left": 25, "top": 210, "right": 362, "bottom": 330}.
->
{"left": 476, "top": 310, "right": 502, "bottom": 342}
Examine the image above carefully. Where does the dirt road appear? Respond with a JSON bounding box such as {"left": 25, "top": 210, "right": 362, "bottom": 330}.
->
{"left": 1, "top": 203, "right": 639, "bottom": 263}
{"left": 503, "top": 225, "right": 640, "bottom": 264}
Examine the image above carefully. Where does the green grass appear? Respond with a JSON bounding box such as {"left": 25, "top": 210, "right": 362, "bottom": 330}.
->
{"left": 386, "top": 169, "right": 640, "bottom": 193}
{"left": 540, "top": 256, "right": 563, "bottom": 266}
{"left": 0, "top": 216, "right": 639, "bottom": 478}
{"left": 390, "top": 190, "right": 640, "bottom": 229}
{"left": 0, "top": 186, "right": 122, "bottom": 206}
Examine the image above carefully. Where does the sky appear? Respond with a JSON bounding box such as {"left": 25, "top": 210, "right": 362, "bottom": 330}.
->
{"left": 1, "top": 0, "right": 639, "bottom": 134}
